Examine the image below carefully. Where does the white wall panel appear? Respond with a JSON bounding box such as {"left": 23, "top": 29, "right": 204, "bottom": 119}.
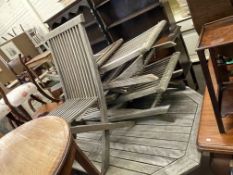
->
{"left": 29, "top": 0, "right": 64, "bottom": 22}
{"left": 0, "top": 0, "right": 65, "bottom": 44}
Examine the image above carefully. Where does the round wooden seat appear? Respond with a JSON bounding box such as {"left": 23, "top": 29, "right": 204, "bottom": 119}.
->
{"left": 0, "top": 116, "right": 71, "bottom": 175}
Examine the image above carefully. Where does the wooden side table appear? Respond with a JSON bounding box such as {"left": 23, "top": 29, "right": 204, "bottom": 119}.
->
{"left": 198, "top": 60, "right": 233, "bottom": 152}
{"left": 196, "top": 16, "right": 233, "bottom": 133}
{"left": 0, "top": 116, "right": 100, "bottom": 175}
{"left": 197, "top": 61, "right": 233, "bottom": 175}
{"left": 25, "top": 51, "right": 53, "bottom": 69}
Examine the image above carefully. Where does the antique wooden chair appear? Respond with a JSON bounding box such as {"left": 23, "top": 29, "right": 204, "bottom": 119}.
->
{"left": 0, "top": 81, "right": 60, "bottom": 128}
{"left": 7, "top": 55, "right": 60, "bottom": 103}
{"left": 0, "top": 117, "right": 101, "bottom": 175}
{"left": 0, "top": 82, "right": 38, "bottom": 128}
{"left": 47, "top": 14, "right": 134, "bottom": 174}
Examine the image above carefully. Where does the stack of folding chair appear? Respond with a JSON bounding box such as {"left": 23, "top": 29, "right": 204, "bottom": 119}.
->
{"left": 46, "top": 14, "right": 181, "bottom": 174}
{"left": 80, "top": 18, "right": 181, "bottom": 122}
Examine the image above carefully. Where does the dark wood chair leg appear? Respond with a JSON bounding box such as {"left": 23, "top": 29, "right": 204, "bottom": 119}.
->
{"left": 6, "top": 113, "right": 23, "bottom": 127}
{"left": 18, "top": 105, "right": 33, "bottom": 120}
{"left": 30, "top": 94, "right": 46, "bottom": 104}
{"left": 0, "top": 87, "right": 29, "bottom": 125}
{"left": 28, "top": 98, "right": 36, "bottom": 112}
{"left": 73, "top": 140, "right": 100, "bottom": 175}
{"left": 10, "top": 107, "right": 30, "bottom": 123}
{"left": 7, "top": 115, "right": 17, "bottom": 128}
{"left": 190, "top": 65, "right": 199, "bottom": 90}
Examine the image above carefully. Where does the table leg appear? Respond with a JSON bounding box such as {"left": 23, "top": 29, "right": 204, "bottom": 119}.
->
{"left": 197, "top": 50, "right": 225, "bottom": 133}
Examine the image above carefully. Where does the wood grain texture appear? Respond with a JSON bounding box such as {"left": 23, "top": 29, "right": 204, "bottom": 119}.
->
{"left": 0, "top": 117, "right": 71, "bottom": 175}
{"left": 187, "top": 0, "right": 233, "bottom": 34}
{"left": 197, "top": 16, "right": 233, "bottom": 50}
{"left": 197, "top": 57, "right": 233, "bottom": 153}
{"left": 198, "top": 87, "right": 233, "bottom": 154}
{"left": 74, "top": 88, "right": 202, "bottom": 175}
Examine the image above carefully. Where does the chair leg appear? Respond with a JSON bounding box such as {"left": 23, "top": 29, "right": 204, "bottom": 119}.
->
{"left": 7, "top": 115, "right": 17, "bottom": 128}
{"left": 11, "top": 107, "right": 30, "bottom": 123}
{"left": 73, "top": 140, "right": 100, "bottom": 175}
{"left": 101, "top": 130, "right": 110, "bottom": 175}
{"left": 18, "top": 105, "right": 33, "bottom": 120}
{"left": 30, "top": 94, "right": 46, "bottom": 104}
{"left": 190, "top": 65, "right": 199, "bottom": 90}
{"left": 28, "top": 98, "right": 36, "bottom": 112}
{"left": 6, "top": 113, "right": 23, "bottom": 127}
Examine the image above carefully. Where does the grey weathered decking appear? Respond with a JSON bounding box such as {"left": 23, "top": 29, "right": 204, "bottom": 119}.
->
{"left": 74, "top": 88, "right": 202, "bottom": 175}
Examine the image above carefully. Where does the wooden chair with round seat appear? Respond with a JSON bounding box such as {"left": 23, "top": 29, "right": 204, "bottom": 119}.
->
{"left": 0, "top": 116, "right": 100, "bottom": 175}
{"left": 0, "top": 82, "right": 60, "bottom": 128}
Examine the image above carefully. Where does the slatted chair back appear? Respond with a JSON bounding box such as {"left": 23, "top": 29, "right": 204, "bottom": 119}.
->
{"left": 47, "top": 14, "right": 107, "bottom": 113}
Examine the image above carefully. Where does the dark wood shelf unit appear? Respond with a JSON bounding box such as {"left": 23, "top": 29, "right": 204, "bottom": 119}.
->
{"left": 90, "top": 36, "right": 106, "bottom": 45}
{"left": 108, "top": 8, "right": 169, "bottom": 41}
{"left": 107, "top": 3, "right": 160, "bottom": 29}
{"left": 95, "top": 0, "right": 110, "bottom": 8}
{"left": 84, "top": 20, "right": 97, "bottom": 28}
{"left": 45, "top": 0, "right": 110, "bottom": 53}
{"left": 89, "top": 0, "right": 171, "bottom": 42}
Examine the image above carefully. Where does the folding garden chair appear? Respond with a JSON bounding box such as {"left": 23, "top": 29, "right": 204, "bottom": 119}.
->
{"left": 46, "top": 14, "right": 134, "bottom": 174}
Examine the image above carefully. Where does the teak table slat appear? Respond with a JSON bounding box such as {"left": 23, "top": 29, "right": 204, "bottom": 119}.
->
{"left": 74, "top": 88, "right": 202, "bottom": 175}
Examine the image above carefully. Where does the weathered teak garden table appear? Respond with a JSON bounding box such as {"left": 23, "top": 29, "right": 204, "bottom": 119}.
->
{"left": 74, "top": 88, "right": 202, "bottom": 175}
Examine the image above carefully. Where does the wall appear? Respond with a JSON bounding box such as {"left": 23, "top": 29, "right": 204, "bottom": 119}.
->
{"left": 0, "top": 0, "right": 65, "bottom": 44}
{"left": 29, "top": 0, "right": 64, "bottom": 22}
{"left": 0, "top": 0, "right": 65, "bottom": 84}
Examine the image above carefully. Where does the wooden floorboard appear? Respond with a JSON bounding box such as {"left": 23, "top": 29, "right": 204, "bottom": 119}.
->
{"left": 74, "top": 88, "right": 202, "bottom": 175}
